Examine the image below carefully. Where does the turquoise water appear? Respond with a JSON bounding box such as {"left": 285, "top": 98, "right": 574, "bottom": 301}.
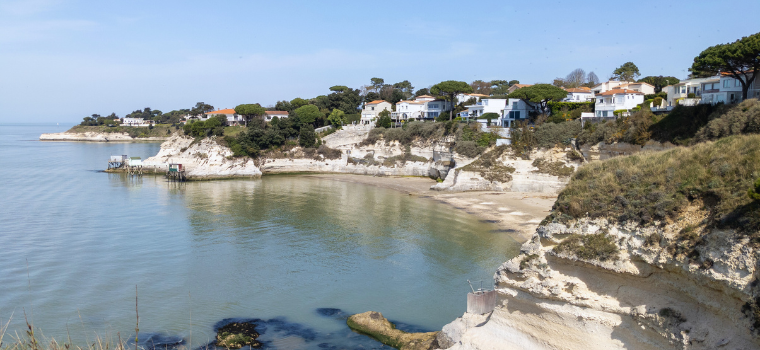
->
{"left": 0, "top": 124, "right": 521, "bottom": 349}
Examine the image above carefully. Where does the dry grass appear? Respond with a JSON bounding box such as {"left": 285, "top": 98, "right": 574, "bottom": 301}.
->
{"left": 548, "top": 135, "right": 760, "bottom": 240}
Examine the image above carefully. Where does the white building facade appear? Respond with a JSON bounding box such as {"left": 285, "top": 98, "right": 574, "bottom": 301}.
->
{"left": 563, "top": 88, "right": 595, "bottom": 102}
{"left": 500, "top": 99, "right": 534, "bottom": 127}
{"left": 360, "top": 100, "right": 392, "bottom": 125}
{"left": 391, "top": 95, "right": 452, "bottom": 121}
{"left": 206, "top": 109, "right": 244, "bottom": 126}
{"left": 595, "top": 89, "right": 644, "bottom": 117}
{"left": 264, "top": 111, "right": 289, "bottom": 122}
{"left": 592, "top": 81, "right": 655, "bottom": 95}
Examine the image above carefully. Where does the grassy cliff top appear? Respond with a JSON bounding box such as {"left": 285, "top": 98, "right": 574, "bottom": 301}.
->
{"left": 548, "top": 134, "right": 760, "bottom": 238}
{"left": 66, "top": 125, "right": 176, "bottom": 138}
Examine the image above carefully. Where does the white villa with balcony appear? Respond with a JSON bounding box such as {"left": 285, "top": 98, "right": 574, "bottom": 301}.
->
{"left": 500, "top": 99, "right": 534, "bottom": 127}
{"left": 699, "top": 72, "right": 760, "bottom": 105}
{"left": 462, "top": 98, "right": 508, "bottom": 119}
{"left": 661, "top": 76, "right": 717, "bottom": 109}
{"left": 563, "top": 87, "right": 595, "bottom": 102}
{"left": 360, "top": 100, "right": 392, "bottom": 125}
{"left": 391, "top": 95, "right": 452, "bottom": 121}
{"left": 595, "top": 89, "right": 644, "bottom": 117}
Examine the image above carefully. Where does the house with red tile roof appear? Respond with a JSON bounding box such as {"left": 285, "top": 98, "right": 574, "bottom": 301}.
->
{"left": 205, "top": 108, "right": 244, "bottom": 126}
{"left": 360, "top": 100, "right": 392, "bottom": 125}
{"left": 392, "top": 96, "right": 452, "bottom": 121}
{"left": 563, "top": 87, "right": 595, "bottom": 102}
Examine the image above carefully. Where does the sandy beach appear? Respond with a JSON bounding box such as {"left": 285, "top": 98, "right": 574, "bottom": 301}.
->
{"left": 306, "top": 174, "right": 557, "bottom": 242}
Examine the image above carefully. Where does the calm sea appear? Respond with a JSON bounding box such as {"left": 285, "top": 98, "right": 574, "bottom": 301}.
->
{"left": 0, "top": 124, "right": 520, "bottom": 349}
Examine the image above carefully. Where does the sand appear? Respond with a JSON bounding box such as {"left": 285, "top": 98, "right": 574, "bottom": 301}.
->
{"left": 306, "top": 174, "right": 556, "bottom": 242}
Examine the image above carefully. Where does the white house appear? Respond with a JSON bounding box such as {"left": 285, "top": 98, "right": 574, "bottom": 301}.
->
{"left": 463, "top": 98, "right": 508, "bottom": 123}
{"left": 206, "top": 108, "right": 244, "bottom": 126}
{"left": 592, "top": 81, "right": 655, "bottom": 95}
{"left": 360, "top": 100, "right": 392, "bottom": 125}
{"left": 595, "top": 89, "right": 645, "bottom": 117}
{"left": 563, "top": 88, "right": 595, "bottom": 102}
{"left": 455, "top": 93, "right": 488, "bottom": 104}
{"left": 662, "top": 76, "right": 717, "bottom": 108}
{"left": 392, "top": 95, "right": 452, "bottom": 121}
{"left": 122, "top": 117, "right": 153, "bottom": 127}
{"left": 264, "top": 111, "right": 289, "bottom": 121}
{"left": 700, "top": 73, "right": 760, "bottom": 105}
{"left": 500, "top": 99, "right": 535, "bottom": 127}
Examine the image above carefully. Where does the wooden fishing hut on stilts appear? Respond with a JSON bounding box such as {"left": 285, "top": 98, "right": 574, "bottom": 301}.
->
{"left": 166, "top": 163, "right": 186, "bottom": 181}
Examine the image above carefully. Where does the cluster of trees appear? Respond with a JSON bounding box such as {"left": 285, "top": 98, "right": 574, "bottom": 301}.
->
{"left": 80, "top": 113, "right": 119, "bottom": 126}
{"left": 361, "top": 78, "right": 415, "bottom": 105}
{"left": 226, "top": 113, "right": 318, "bottom": 157}
{"left": 552, "top": 68, "right": 600, "bottom": 88}
{"left": 469, "top": 80, "right": 520, "bottom": 95}
{"left": 690, "top": 31, "right": 760, "bottom": 100}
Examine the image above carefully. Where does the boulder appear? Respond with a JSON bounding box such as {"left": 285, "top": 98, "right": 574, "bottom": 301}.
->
{"left": 346, "top": 311, "right": 438, "bottom": 350}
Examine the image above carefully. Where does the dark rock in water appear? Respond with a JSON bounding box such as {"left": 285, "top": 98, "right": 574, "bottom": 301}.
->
{"left": 315, "top": 308, "right": 349, "bottom": 320}
{"left": 216, "top": 322, "right": 261, "bottom": 349}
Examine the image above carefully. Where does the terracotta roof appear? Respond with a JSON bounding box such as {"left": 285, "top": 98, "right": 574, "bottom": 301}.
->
{"left": 206, "top": 108, "right": 236, "bottom": 114}
{"left": 397, "top": 100, "right": 424, "bottom": 104}
{"left": 469, "top": 93, "right": 489, "bottom": 97}
{"left": 596, "top": 89, "right": 645, "bottom": 96}
{"left": 265, "top": 111, "right": 289, "bottom": 115}
{"left": 511, "top": 84, "right": 532, "bottom": 88}
{"left": 416, "top": 95, "right": 435, "bottom": 98}
{"left": 365, "top": 100, "right": 388, "bottom": 105}
{"left": 566, "top": 88, "right": 593, "bottom": 93}
{"left": 721, "top": 71, "right": 754, "bottom": 76}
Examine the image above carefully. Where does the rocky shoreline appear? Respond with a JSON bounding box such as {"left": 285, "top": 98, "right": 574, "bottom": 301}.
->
{"left": 40, "top": 131, "right": 169, "bottom": 142}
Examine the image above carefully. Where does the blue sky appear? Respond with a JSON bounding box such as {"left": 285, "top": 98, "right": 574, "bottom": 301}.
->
{"left": 1, "top": 0, "right": 759, "bottom": 123}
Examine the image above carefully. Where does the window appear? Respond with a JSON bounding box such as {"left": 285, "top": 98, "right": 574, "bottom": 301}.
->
{"left": 428, "top": 103, "right": 438, "bottom": 109}
{"left": 508, "top": 111, "right": 521, "bottom": 119}
{"left": 724, "top": 80, "right": 730, "bottom": 88}
{"left": 736, "top": 80, "right": 741, "bottom": 87}
{"left": 512, "top": 102, "right": 518, "bottom": 108}
{"left": 371, "top": 107, "right": 375, "bottom": 111}
{"left": 681, "top": 87, "right": 686, "bottom": 94}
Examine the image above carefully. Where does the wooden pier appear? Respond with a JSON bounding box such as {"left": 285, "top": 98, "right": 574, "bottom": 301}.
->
{"left": 166, "top": 163, "right": 186, "bottom": 181}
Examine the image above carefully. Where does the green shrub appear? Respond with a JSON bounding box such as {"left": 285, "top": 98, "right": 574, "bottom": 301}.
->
{"left": 546, "top": 101, "right": 595, "bottom": 117}
{"left": 548, "top": 135, "right": 760, "bottom": 235}
{"left": 653, "top": 97, "right": 663, "bottom": 107}
{"left": 376, "top": 115, "right": 392, "bottom": 128}
{"left": 532, "top": 158, "right": 574, "bottom": 177}
{"left": 693, "top": 99, "right": 760, "bottom": 143}
{"left": 316, "top": 145, "right": 342, "bottom": 159}
{"left": 553, "top": 233, "right": 619, "bottom": 261}
{"left": 460, "top": 146, "right": 514, "bottom": 182}
{"left": 535, "top": 120, "right": 581, "bottom": 148}
{"left": 454, "top": 141, "right": 483, "bottom": 158}
{"left": 299, "top": 125, "right": 316, "bottom": 148}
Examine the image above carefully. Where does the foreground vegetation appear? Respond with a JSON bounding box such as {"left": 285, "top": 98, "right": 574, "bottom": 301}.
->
{"left": 548, "top": 134, "right": 760, "bottom": 237}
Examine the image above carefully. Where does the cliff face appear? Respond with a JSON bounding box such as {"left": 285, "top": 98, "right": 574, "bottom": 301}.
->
{"left": 438, "top": 136, "right": 760, "bottom": 349}
{"left": 142, "top": 135, "right": 262, "bottom": 179}
{"left": 438, "top": 217, "right": 760, "bottom": 349}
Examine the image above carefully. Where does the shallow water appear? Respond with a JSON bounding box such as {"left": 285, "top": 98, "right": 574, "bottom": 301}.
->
{"left": 0, "top": 124, "right": 521, "bottom": 349}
